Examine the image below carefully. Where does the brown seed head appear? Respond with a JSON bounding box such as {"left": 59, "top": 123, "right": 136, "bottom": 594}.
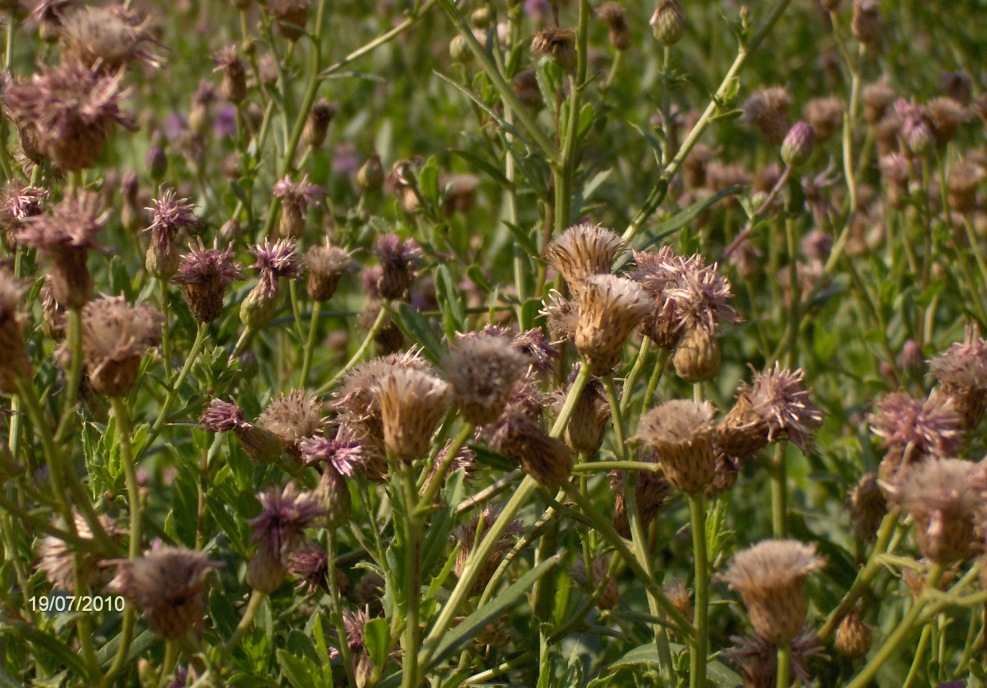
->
{"left": 58, "top": 5, "right": 161, "bottom": 73}
{"left": 545, "top": 224, "right": 625, "bottom": 295}
{"left": 374, "top": 234, "right": 423, "bottom": 300}
{"left": 531, "top": 28, "right": 577, "bottom": 71}
{"left": 834, "top": 607, "right": 873, "bottom": 659}
{"left": 212, "top": 44, "right": 248, "bottom": 104}
{"left": 172, "top": 240, "right": 243, "bottom": 322}
{"left": 445, "top": 334, "right": 528, "bottom": 425}
{"left": 453, "top": 507, "right": 524, "bottom": 596}
{"left": 597, "top": 2, "right": 631, "bottom": 51}
{"left": 488, "top": 410, "right": 573, "bottom": 485}
{"left": 303, "top": 98, "right": 337, "bottom": 148}
{"left": 742, "top": 364, "right": 824, "bottom": 453}
{"left": 81, "top": 297, "right": 162, "bottom": 396}
{"left": 108, "top": 547, "right": 219, "bottom": 639}
{"left": 37, "top": 511, "right": 120, "bottom": 592}
{"left": 635, "top": 399, "right": 716, "bottom": 493}
{"left": 851, "top": 0, "right": 880, "bottom": 45}
{"left": 304, "top": 243, "right": 352, "bottom": 301}
{"left": 849, "top": 472, "right": 887, "bottom": 541}
{"left": 930, "top": 325, "right": 987, "bottom": 430}
{"left": 947, "top": 159, "right": 983, "bottom": 215}
{"left": 718, "top": 539, "right": 825, "bottom": 644}
{"left": 862, "top": 80, "right": 896, "bottom": 124}
{"left": 803, "top": 97, "right": 844, "bottom": 141}
{"left": 927, "top": 96, "right": 969, "bottom": 146}
{"left": 273, "top": 175, "right": 323, "bottom": 239}
{"left": 895, "top": 459, "right": 983, "bottom": 564}
{"left": 257, "top": 390, "right": 323, "bottom": 460}
{"left": 540, "top": 290, "right": 578, "bottom": 344}
{"left": 268, "top": 0, "right": 312, "bottom": 40}
{"left": 375, "top": 366, "right": 451, "bottom": 462}
{"left": 0, "top": 271, "right": 32, "bottom": 388}
{"left": 574, "top": 274, "right": 651, "bottom": 374}
{"left": 553, "top": 373, "right": 611, "bottom": 455}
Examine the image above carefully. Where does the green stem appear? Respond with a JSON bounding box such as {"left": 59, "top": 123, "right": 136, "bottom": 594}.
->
{"left": 418, "top": 423, "right": 475, "bottom": 509}
{"left": 111, "top": 397, "right": 141, "bottom": 561}
{"left": 549, "top": 361, "right": 593, "bottom": 438}
{"left": 688, "top": 492, "right": 708, "bottom": 688}
{"left": 299, "top": 300, "right": 322, "bottom": 386}
{"left": 620, "top": 337, "right": 651, "bottom": 416}
{"left": 901, "top": 625, "right": 931, "bottom": 688}
{"left": 314, "top": 306, "right": 388, "bottom": 396}
{"left": 157, "top": 640, "right": 179, "bottom": 688}
{"left": 570, "top": 460, "right": 663, "bottom": 474}
{"left": 224, "top": 589, "right": 267, "bottom": 655}
{"left": 399, "top": 462, "right": 422, "bottom": 688}
{"left": 142, "top": 323, "right": 210, "bottom": 456}
{"left": 159, "top": 280, "right": 173, "bottom": 380}
{"left": 642, "top": 349, "right": 669, "bottom": 412}
{"left": 819, "top": 511, "right": 898, "bottom": 640}
{"left": 53, "top": 308, "right": 83, "bottom": 444}
{"left": 845, "top": 564, "right": 945, "bottom": 688}
{"left": 776, "top": 642, "right": 790, "bottom": 688}
{"left": 327, "top": 530, "right": 358, "bottom": 688}
{"left": 770, "top": 441, "right": 787, "bottom": 537}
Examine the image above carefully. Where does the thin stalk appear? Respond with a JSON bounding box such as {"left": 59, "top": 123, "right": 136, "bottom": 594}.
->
{"left": 776, "top": 642, "right": 790, "bottom": 688}
{"left": 157, "top": 641, "right": 179, "bottom": 688}
{"left": 721, "top": 166, "right": 792, "bottom": 261}
{"left": 143, "top": 323, "right": 210, "bottom": 455}
{"left": 688, "top": 492, "right": 709, "bottom": 688}
{"left": 642, "top": 348, "right": 669, "bottom": 411}
{"left": 819, "top": 511, "right": 899, "bottom": 640}
{"left": 299, "top": 300, "right": 322, "bottom": 386}
{"left": 327, "top": 530, "right": 358, "bottom": 688}
{"left": 570, "top": 460, "right": 663, "bottom": 474}
{"left": 620, "top": 337, "right": 651, "bottom": 415}
{"left": 623, "top": 0, "right": 797, "bottom": 243}
{"left": 314, "top": 306, "right": 388, "bottom": 396}
{"left": 399, "top": 462, "right": 422, "bottom": 688}
{"left": 901, "top": 625, "right": 931, "bottom": 688}
{"left": 159, "top": 280, "right": 173, "bottom": 380}
{"left": 224, "top": 590, "right": 267, "bottom": 655}
{"left": 845, "top": 564, "right": 945, "bottom": 688}
{"left": 53, "top": 308, "right": 84, "bottom": 444}
{"left": 112, "top": 397, "right": 141, "bottom": 561}
{"left": 770, "top": 441, "right": 788, "bottom": 537}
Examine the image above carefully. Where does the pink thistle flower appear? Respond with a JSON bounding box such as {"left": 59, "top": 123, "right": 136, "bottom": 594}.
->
{"left": 374, "top": 233, "right": 423, "bottom": 300}
{"left": 199, "top": 398, "right": 248, "bottom": 432}
{"left": 746, "top": 364, "right": 824, "bottom": 452}
{"left": 299, "top": 434, "right": 364, "bottom": 477}
{"left": 868, "top": 392, "right": 963, "bottom": 459}
{"left": 250, "top": 238, "right": 302, "bottom": 298}
{"left": 145, "top": 188, "right": 200, "bottom": 248}
{"left": 248, "top": 484, "right": 323, "bottom": 560}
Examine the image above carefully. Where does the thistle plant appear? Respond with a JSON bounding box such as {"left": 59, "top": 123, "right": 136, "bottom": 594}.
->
{"left": 3, "top": 1, "right": 987, "bottom": 687}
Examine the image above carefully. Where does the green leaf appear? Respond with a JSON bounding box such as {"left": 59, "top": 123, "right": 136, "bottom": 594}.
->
{"left": 577, "top": 103, "right": 596, "bottom": 139}
{"left": 1, "top": 623, "right": 90, "bottom": 680}
{"left": 451, "top": 149, "right": 510, "bottom": 189}
{"left": 433, "top": 71, "right": 532, "bottom": 150}
{"left": 503, "top": 221, "right": 539, "bottom": 259}
{"left": 424, "top": 554, "right": 561, "bottom": 671}
{"left": 277, "top": 649, "right": 314, "bottom": 688}
{"left": 609, "top": 643, "right": 742, "bottom": 687}
{"left": 364, "top": 617, "right": 391, "bottom": 672}
{"left": 435, "top": 265, "right": 467, "bottom": 340}
{"left": 466, "top": 265, "right": 492, "bottom": 293}
{"left": 390, "top": 302, "right": 446, "bottom": 363}
{"left": 418, "top": 158, "right": 440, "bottom": 208}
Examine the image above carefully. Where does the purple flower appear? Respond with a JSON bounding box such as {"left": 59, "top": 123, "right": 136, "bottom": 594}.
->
{"left": 248, "top": 484, "right": 323, "bottom": 559}
{"left": 299, "top": 434, "right": 363, "bottom": 477}
{"left": 213, "top": 104, "right": 238, "bottom": 138}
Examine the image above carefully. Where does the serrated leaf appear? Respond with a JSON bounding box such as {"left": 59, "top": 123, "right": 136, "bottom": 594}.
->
{"left": 96, "top": 629, "right": 156, "bottom": 669}
{"left": 390, "top": 302, "right": 446, "bottom": 363}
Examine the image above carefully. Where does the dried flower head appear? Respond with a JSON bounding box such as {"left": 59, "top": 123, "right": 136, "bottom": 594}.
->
{"left": 445, "top": 334, "right": 528, "bottom": 425}
{"left": 172, "top": 240, "right": 243, "bottom": 322}
{"left": 144, "top": 188, "right": 200, "bottom": 279}
{"left": 512, "top": 69, "right": 543, "bottom": 112}
{"left": 742, "top": 86, "right": 792, "bottom": 146}
{"left": 869, "top": 391, "right": 963, "bottom": 487}
{"left": 635, "top": 400, "right": 717, "bottom": 493}
{"left": 199, "top": 398, "right": 284, "bottom": 464}
{"left": 531, "top": 27, "right": 577, "bottom": 71}
{"left": 894, "top": 459, "right": 982, "bottom": 563}
{"left": 246, "top": 483, "right": 323, "bottom": 593}
{"left": 58, "top": 5, "right": 160, "bottom": 73}
{"left": 0, "top": 182, "right": 46, "bottom": 245}
{"left": 301, "top": 433, "right": 363, "bottom": 526}
{"left": 3, "top": 64, "right": 134, "bottom": 171}
{"left": 718, "top": 365, "right": 823, "bottom": 458}
{"left": 851, "top": 0, "right": 880, "bottom": 45}
{"left": 81, "top": 297, "right": 162, "bottom": 396}
{"left": 545, "top": 224, "right": 625, "bottom": 294}
{"left": 941, "top": 71, "right": 973, "bottom": 106}
{"left": 488, "top": 410, "right": 573, "bottom": 485}
{"left": 332, "top": 351, "right": 431, "bottom": 422}
{"left": 849, "top": 472, "right": 887, "bottom": 541}
{"left": 37, "top": 511, "right": 120, "bottom": 592}
{"left": 540, "top": 290, "right": 578, "bottom": 344}
{"left": 453, "top": 507, "right": 524, "bottom": 595}
{"left": 573, "top": 555, "right": 619, "bottom": 610}
{"left": 212, "top": 44, "right": 247, "bottom": 104}
{"left": 257, "top": 390, "right": 323, "bottom": 459}
{"left": 862, "top": 80, "right": 896, "bottom": 123}
{"left": 374, "top": 366, "right": 451, "bottom": 462}
{"left": 896, "top": 98, "right": 935, "bottom": 157}
{"left": 374, "top": 234, "right": 423, "bottom": 300}
{"left": 597, "top": 2, "right": 630, "bottom": 51}
{"left": 553, "top": 373, "right": 611, "bottom": 455}
{"left": 947, "top": 159, "right": 983, "bottom": 214}
{"left": 930, "top": 326, "right": 987, "bottom": 430}
{"left": 287, "top": 544, "right": 330, "bottom": 594}
{"left": 18, "top": 191, "right": 108, "bottom": 308}
{"left": 718, "top": 539, "right": 826, "bottom": 644}
{"left": 574, "top": 274, "right": 651, "bottom": 374}
{"left": 108, "top": 547, "right": 219, "bottom": 639}
{"left": 631, "top": 247, "right": 742, "bottom": 350}
{"left": 304, "top": 243, "right": 352, "bottom": 301}
{"left": 273, "top": 175, "right": 323, "bottom": 239}
{"left": 927, "top": 96, "right": 969, "bottom": 146}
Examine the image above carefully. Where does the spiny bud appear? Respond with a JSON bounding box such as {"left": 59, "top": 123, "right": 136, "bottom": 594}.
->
{"left": 781, "top": 121, "right": 816, "bottom": 168}
{"left": 650, "top": 0, "right": 686, "bottom": 47}
{"left": 357, "top": 152, "right": 385, "bottom": 193}
{"left": 531, "top": 28, "right": 577, "bottom": 72}
{"left": 849, "top": 473, "right": 887, "bottom": 542}
{"left": 375, "top": 366, "right": 451, "bottom": 462}
{"left": 305, "top": 244, "right": 352, "bottom": 301}
{"left": 213, "top": 45, "right": 248, "bottom": 104}
{"left": 269, "top": 0, "right": 311, "bottom": 41}
{"left": 672, "top": 325, "right": 721, "bottom": 382}
{"left": 445, "top": 335, "right": 527, "bottom": 426}
{"left": 834, "top": 608, "right": 872, "bottom": 659}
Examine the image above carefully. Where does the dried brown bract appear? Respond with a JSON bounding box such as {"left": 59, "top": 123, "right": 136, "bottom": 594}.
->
{"left": 81, "top": 296, "right": 162, "bottom": 396}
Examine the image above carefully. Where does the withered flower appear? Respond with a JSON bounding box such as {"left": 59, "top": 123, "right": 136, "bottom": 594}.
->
{"left": 305, "top": 243, "right": 353, "bottom": 301}
{"left": 574, "top": 274, "right": 651, "bottom": 374}
{"left": 17, "top": 191, "right": 108, "bottom": 309}
{"left": 0, "top": 271, "right": 32, "bottom": 390}
{"left": 257, "top": 390, "right": 323, "bottom": 460}
{"left": 241, "top": 239, "right": 302, "bottom": 329}
{"left": 212, "top": 44, "right": 247, "bottom": 104}
{"left": 742, "top": 86, "right": 792, "bottom": 146}
{"left": 301, "top": 433, "right": 363, "bottom": 527}
{"left": 199, "top": 398, "right": 283, "bottom": 464}
{"left": 303, "top": 98, "right": 337, "bottom": 149}
{"left": 246, "top": 484, "right": 323, "bottom": 593}
{"left": 374, "top": 234, "right": 423, "bottom": 300}
{"left": 3, "top": 64, "right": 135, "bottom": 171}
{"left": 374, "top": 366, "right": 450, "bottom": 462}
{"left": 81, "top": 297, "right": 162, "bottom": 396}
{"left": 545, "top": 224, "right": 625, "bottom": 295}
{"left": 58, "top": 5, "right": 161, "bottom": 73}
{"left": 37, "top": 511, "right": 120, "bottom": 592}
{"left": 930, "top": 325, "right": 987, "bottom": 431}
{"left": 268, "top": 0, "right": 312, "bottom": 41}
{"left": 144, "top": 188, "right": 201, "bottom": 280}
{"left": 635, "top": 399, "right": 717, "bottom": 494}
{"left": 108, "top": 547, "right": 219, "bottom": 639}
{"left": 273, "top": 175, "right": 323, "bottom": 239}
{"left": 444, "top": 334, "right": 527, "bottom": 425}
{"left": 718, "top": 540, "right": 825, "bottom": 644}
{"left": 172, "top": 240, "right": 243, "bottom": 322}
{"left": 531, "top": 28, "right": 577, "bottom": 71}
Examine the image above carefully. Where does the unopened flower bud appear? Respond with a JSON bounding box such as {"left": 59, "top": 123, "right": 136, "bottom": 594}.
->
{"left": 672, "top": 325, "right": 721, "bottom": 382}
{"left": 851, "top": 0, "right": 880, "bottom": 46}
{"left": 246, "top": 541, "right": 286, "bottom": 594}
{"left": 531, "top": 28, "right": 577, "bottom": 72}
{"left": 357, "top": 152, "right": 385, "bottom": 193}
{"left": 598, "top": 2, "right": 631, "bottom": 52}
{"left": 302, "top": 99, "right": 337, "bottom": 149}
{"left": 835, "top": 608, "right": 872, "bottom": 659}
{"left": 449, "top": 34, "right": 473, "bottom": 63}
{"left": 470, "top": 7, "right": 492, "bottom": 29}
{"left": 650, "top": 0, "right": 686, "bottom": 47}
{"left": 781, "top": 121, "right": 816, "bottom": 168}
{"left": 512, "top": 70, "right": 543, "bottom": 112}
{"left": 145, "top": 145, "right": 168, "bottom": 183}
